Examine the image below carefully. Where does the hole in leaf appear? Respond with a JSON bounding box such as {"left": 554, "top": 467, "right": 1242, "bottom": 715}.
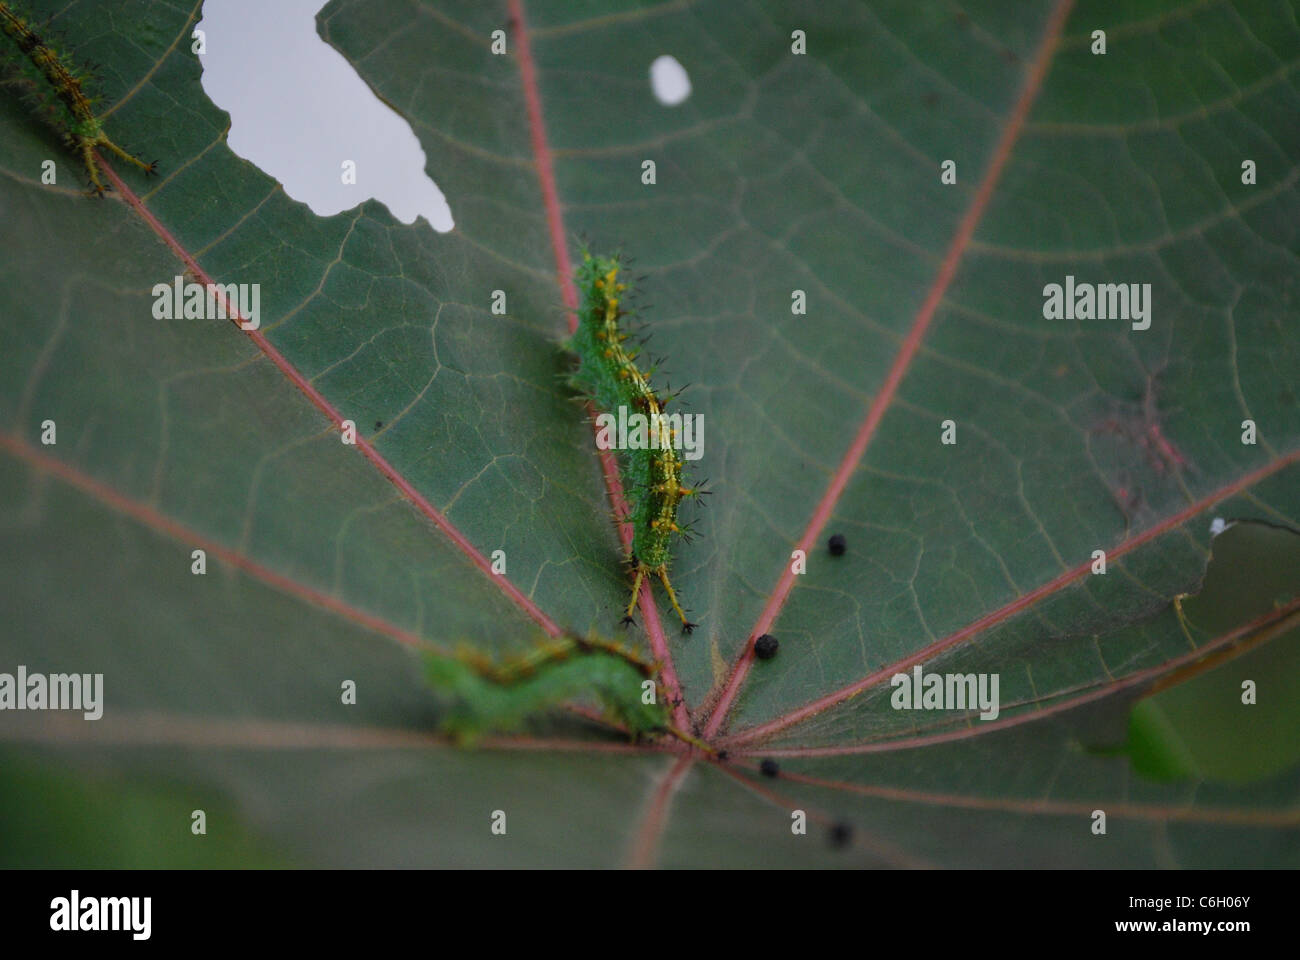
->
{"left": 196, "top": 0, "right": 453, "bottom": 230}
{"left": 649, "top": 55, "right": 691, "bottom": 106}
{"left": 1096, "top": 521, "right": 1300, "bottom": 784}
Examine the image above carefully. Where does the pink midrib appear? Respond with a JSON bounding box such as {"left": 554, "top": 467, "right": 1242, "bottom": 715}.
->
{"left": 700, "top": 0, "right": 1079, "bottom": 739}
{"left": 508, "top": 0, "right": 690, "bottom": 730}
{"left": 98, "top": 157, "right": 563, "bottom": 640}
{"left": 725, "top": 449, "right": 1300, "bottom": 745}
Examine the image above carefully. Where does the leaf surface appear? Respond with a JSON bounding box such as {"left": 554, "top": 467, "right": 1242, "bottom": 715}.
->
{"left": 0, "top": 0, "right": 1296, "bottom": 867}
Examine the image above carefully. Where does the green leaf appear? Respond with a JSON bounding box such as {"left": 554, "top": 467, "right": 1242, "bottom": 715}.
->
{"left": 0, "top": 0, "right": 1296, "bottom": 867}
{"left": 1119, "top": 522, "right": 1300, "bottom": 784}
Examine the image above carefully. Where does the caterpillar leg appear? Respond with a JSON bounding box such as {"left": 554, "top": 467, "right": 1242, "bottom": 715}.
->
{"left": 655, "top": 567, "right": 696, "bottom": 635}
{"left": 621, "top": 564, "right": 646, "bottom": 627}
{"left": 663, "top": 723, "right": 717, "bottom": 755}
{"left": 98, "top": 134, "right": 157, "bottom": 175}
{"left": 78, "top": 138, "right": 105, "bottom": 195}
{"left": 77, "top": 130, "right": 157, "bottom": 195}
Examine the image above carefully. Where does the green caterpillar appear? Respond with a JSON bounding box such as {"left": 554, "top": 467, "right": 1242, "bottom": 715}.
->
{"left": 425, "top": 633, "right": 669, "bottom": 744}
{"left": 567, "top": 251, "right": 701, "bottom": 633}
{"left": 0, "top": 0, "right": 156, "bottom": 193}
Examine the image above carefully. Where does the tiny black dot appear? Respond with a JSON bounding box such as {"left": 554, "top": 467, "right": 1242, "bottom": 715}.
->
{"left": 754, "top": 634, "right": 779, "bottom": 660}
{"left": 716, "top": 750, "right": 729, "bottom": 762}
{"left": 828, "top": 533, "right": 847, "bottom": 556}
{"left": 759, "top": 758, "right": 779, "bottom": 778}
{"left": 374, "top": 421, "right": 383, "bottom": 430}
{"left": 829, "top": 821, "right": 853, "bottom": 849}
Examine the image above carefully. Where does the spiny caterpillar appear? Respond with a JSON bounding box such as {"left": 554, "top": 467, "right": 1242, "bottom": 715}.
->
{"left": 0, "top": 0, "right": 156, "bottom": 193}
{"left": 568, "top": 250, "right": 702, "bottom": 634}
{"left": 424, "top": 632, "right": 668, "bottom": 744}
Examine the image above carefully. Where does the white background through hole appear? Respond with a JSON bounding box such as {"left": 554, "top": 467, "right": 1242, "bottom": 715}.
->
{"left": 650, "top": 55, "right": 691, "bottom": 106}
{"left": 196, "top": 0, "right": 453, "bottom": 231}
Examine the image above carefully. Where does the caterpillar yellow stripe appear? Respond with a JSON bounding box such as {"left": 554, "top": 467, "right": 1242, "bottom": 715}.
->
{"left": 425, "top": 633, "right": 666, "bottom": 742}
{"left": 567, "top": 250, "right": 702, "bottom": 634}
